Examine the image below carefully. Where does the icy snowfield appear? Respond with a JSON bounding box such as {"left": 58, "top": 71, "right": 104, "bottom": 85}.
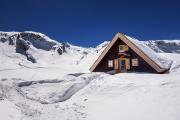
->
{"left": 0, "top": 32, "right": 180, "bottom": 120}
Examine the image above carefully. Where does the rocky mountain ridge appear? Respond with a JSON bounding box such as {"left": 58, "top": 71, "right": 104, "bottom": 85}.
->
{"left": 0, "top": 31, "right": 180, "bottom": 64}
{"left": 0, "top": 31, "right": 66, "bottom": 63}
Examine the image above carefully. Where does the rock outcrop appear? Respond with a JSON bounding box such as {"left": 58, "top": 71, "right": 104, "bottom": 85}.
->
{"left": 0, "top": 31, "right": 66, "bottom": 63}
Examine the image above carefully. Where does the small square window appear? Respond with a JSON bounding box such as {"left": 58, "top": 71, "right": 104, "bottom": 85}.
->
{"left": 132, "top": 58, "right": 139, "bottom": 66}
{"left": 119, "top": 45, "right": 128, "bottom": 52}
{"left": 108, "top": 60, "right": 113, "bottom": 67}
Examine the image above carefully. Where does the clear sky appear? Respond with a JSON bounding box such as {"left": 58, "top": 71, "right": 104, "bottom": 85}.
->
{"left": 0, "top": 0, "right": 180, "bottom": 47}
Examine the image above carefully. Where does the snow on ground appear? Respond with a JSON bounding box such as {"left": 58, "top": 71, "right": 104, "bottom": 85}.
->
{"left": 17, "top": 73, "right": 99, "bottom": 104}
{"left": 0, "top": 100, "right": 23, "bottom": 120}
{"left": 0, "top": 33, "right": 180, "bottom": 120}
{"left": 0, "top": 31, "right": 108, "bottom": 81}
{"left": 75, "top": 73, "right": 180, "bottom": 120}
{"left": 0, "top": 41, "right": 102, "bottom": 80}
{"left": 0, "top": 53, "right": 180, "bottom": 120}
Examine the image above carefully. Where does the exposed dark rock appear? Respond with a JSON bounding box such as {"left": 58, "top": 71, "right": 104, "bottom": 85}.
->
{"left": 0, "top": 38, "right": 7, "bottom": 43}
{"left": 16, "top": 37, "right": 30, "bottom": 51}
{"left": 20, "top": 32, "right": 57, "bottom": 50}
{"left": 0, "top": 31, "right": 66, "bottom": 63}
{"left": 9, "top": 37, "right": 15, "bottom": 45}
{"left": 83, "top": 51, "right": 88, "bottom": 55}
{"left": 145, "top": 40, "right": 180, "bottom": 53}
{"left": 25, "top": 51, "right": 37, "bottom": 63}
{"left": 57, "top": 47, "right": 63, "bottom": 55}
{"left": 61, "top": 42, "right": 69, "bottom": 52}
{"left": 62, "top": 42, "right": 70, "bottom": 48}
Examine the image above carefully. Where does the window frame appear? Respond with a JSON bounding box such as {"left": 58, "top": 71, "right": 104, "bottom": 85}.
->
{"left": 108, "top": 60, "right": 114, "bottom": 68}
{"left": 119, "top": 45, "right": 125, "bottom": 52}
{"left": 132, "top": 58, "right": 139, "bottom": 66}
{"left": 119, "top": 45, "right": 128, "bottom": 52}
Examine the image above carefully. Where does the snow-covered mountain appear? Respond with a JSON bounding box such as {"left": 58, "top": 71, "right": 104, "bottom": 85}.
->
{"left": 0, "top": 31, "right": 180, "bottom": 120}
{"left": 0, "top": 31, "right": 106, "bottom": 64}
{"left": 0, "top": 31, "right": 180, "bottom": 63}
{"left": 0, "top": 31, "right": 106, "bottom": 79}
{"left": 0, "top": 31, "right": 66, "bottom": 63}
{"left": 1, "top": 31, "right": 180, "bottom": 65}
{"left": 145, "top": 40, "right": 180, "bottom": 53}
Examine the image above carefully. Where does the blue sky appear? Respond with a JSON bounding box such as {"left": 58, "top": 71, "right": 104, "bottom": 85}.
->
{"left": 0, "top": 0, "right": 180, "bottom": 47}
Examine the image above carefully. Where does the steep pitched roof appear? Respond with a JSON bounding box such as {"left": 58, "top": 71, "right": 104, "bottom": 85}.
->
{"left": 90, "top": 33, "right": 172, "bottom": 73}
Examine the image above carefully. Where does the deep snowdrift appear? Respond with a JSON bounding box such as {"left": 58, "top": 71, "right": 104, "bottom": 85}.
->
{"left": 16, "top": 73, "right": 99, "bottom": 104}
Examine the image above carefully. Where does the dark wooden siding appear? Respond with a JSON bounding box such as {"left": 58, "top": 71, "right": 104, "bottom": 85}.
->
{"left": 94, "top": 38, "right": 157, "bottom": 73}
{"left": 128, "top": 48, "right": 157, "bottom": 73}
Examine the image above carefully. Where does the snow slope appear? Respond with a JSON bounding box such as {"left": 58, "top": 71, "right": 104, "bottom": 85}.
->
{"left": 0, "top": 32, "right": 180, "bottom": 120}
{"left": 0, "top": 31, "right": 106, "bottom": 80}
{"left": 1, "top": 53, "right": 180, "bottom": 120}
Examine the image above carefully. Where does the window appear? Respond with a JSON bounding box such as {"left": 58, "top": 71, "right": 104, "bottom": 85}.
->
{"left": 132, "top": 58, "right": 139, "bottom": 66}
{"left": 108, "top": 60, "right": 113, "bottom": 67}
{"left": 119, "top": 45, "right": 128, "bottom": 52}
{"left": 119, "top": 45, "right": 125, "bottom": 52}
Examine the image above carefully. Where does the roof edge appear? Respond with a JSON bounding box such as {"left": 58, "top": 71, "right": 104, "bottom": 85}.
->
{"left": 89, "top": 33, "right": 121, "bottom": 71}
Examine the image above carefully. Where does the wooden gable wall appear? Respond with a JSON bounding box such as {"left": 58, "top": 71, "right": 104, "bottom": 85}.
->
{"left": 93, "top": 38, "right": 157, "bottom": 73}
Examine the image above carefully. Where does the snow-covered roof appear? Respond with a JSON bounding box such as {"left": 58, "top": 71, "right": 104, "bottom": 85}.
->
{"left": 90, "top": 33, "right": 172, "bottom": 73}
{"left": 126, "top": 36, "right": 172, "bottom": 69}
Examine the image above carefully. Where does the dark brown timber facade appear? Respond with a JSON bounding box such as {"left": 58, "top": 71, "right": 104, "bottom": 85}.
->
{"left": 90, "top": 33, "right": 170, "bottom": 74}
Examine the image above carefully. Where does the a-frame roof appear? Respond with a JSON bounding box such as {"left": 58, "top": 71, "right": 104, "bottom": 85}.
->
{"left": 90, "top": 33, "right": 172, "bottom": 73}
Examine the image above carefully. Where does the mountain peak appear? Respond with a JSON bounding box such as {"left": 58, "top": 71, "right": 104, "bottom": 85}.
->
{"left": 0, "top": 31, "right": 66, "bottom": 63}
